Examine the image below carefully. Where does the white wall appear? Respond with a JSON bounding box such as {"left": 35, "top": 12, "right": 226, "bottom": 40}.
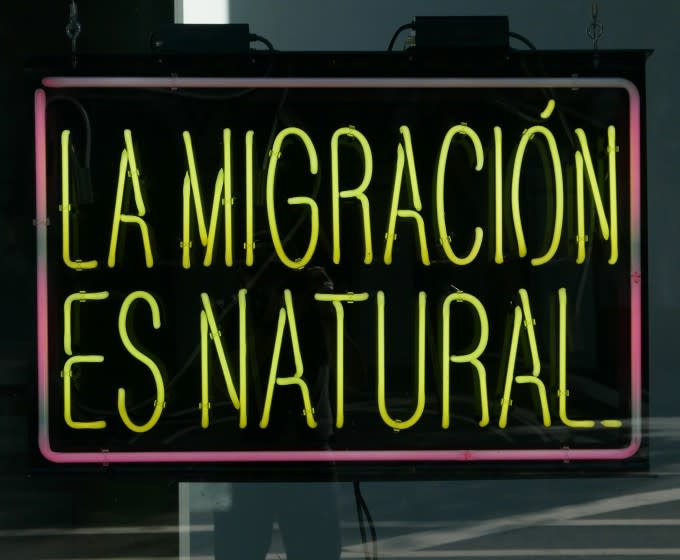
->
{"left": 177, "top": 0, "right": 229, "bottom": 23}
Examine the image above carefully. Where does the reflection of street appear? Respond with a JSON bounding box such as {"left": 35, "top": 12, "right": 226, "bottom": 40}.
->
{"left": 6, "top": 482, "right": 680, "bottom": 560}
{"left": 340, "top": 485, "right": 680, "bottom": 559}
{"left": 3, "top": 417, "right": 680, "bottom": 559}
{"left": 4, "top": 478, "right": 680, "bottom": 559}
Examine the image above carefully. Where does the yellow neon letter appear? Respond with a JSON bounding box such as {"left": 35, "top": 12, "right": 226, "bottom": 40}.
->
{"left": 107, "top": 130, "right": 154, "bottom": 268}
{"left": 331, "top": 127, "right": 374, "bottom": 264}
{"left": 494, "top": 126, "right": 504, "bottom": 264}
{"left": 224, "top": 129, "right": 234, "bottom": 266}
{"left": 558, "top": 288, "right": 621, "bottom": 428}
{"left": 245, "top": 130, "right": 255, "bottom": 266}
{"left": 575, "top": 151, "right": 587, "bottom": 263}
{"left": 511, "top": 126, "right": 564, "bottom": 266}
{"left": 498, "top": 289, "right": 551, "bottom": 428}
{"left": 384, "top": 126, "right": 430, "bottom": 265}
{"left": 574, "top": 126, "right": 619, "bottom": 264}
{"left": 540, "top": 99, "right": 556, "bottom": 120}
{"left": 376, "top": 291, "right": 426, "bottom": 430}
{"left": 60, "top": 130, "right": 97, "bottom": 270}
{"left": 314, "top": 292, "right": 370, "bottom": 428}
{"left": 441, "top": 292, "right": 489, "bottom": 428}
{"left": 181, "top": 130, "right": 234, "bottom": 268}
{"left": 435, "top": 124, "right": 484, "bottom": 265}
{"left": 260, "top": 290, "right": 317, "bottom": 428}
{"left": 266, "top": 128, "right": 319, "bottom": 269}
{"left": 63, "top": 356, "right": 106, "bottom": 429}
{"left": 117, "top": 291, "right": 164, "bottom": 433}
{"left": 63, "top": 291, "right": 110, "bottom": 356}
{"left": 200, "top": 290, "right": 247, "bottom": 428}
{"left": 558, "top": 287, "right": 595, "bottom": 428}
{"left": 62, "top": 291, "right": 109, "bottom": 429}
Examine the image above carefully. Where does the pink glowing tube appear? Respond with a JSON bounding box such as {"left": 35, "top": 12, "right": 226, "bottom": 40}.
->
{"left": 35, "top": 78, "right": 642, "bottom": 463}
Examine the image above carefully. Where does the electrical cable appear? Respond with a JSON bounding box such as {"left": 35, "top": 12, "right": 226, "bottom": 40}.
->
{"left": 388, "top": 23, "right": 536, "bottom": 52}
{"left": 250, "top": 33, "right": 275, "bottom": 51}
{"left": 139, "top": 33, "right": 276, "bottom": 101}
{"left": 508, "top": 31, "right": 536, "bottom": 51}
{"left": 353, "top": 480, "right": 378, "bottom": 559}
{"left": 47, "top": 96, "right": 91, "bottom": 168}
{"left": 48, "top": 96, "right": 94, "bottom": 205}
{"left": 575, "top": 193, "right": 597, "bottom": 320}
{"left": 353, "top": 481, "right": 369, "bottom": 557}
{"left": 387, "top": 22, "right": 414, "bottom": 51}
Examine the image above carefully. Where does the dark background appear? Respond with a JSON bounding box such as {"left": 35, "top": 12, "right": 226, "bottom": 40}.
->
{"left": 2, "top": 2, "right": 679, "bottom": 559}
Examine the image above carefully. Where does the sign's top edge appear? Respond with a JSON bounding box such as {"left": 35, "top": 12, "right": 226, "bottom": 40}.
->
{"left": 41, "top": 76, "right": 639, "bottom": 90}
{"left": 25, "top": 50, "right": 654, "bottom": 58}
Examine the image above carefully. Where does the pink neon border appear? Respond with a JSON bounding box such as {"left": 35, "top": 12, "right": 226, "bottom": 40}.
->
{"left": 35, "top": 78, "right": 642, "bottom": 464}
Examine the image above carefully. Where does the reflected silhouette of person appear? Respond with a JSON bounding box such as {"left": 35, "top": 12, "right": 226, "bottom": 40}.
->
{"left": 214, "top": 263, "right": 340, "bottom": 560}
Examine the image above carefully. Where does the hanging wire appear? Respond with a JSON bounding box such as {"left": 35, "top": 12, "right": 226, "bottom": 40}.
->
{"left": 508, "top": 31, "right": 536, "bottom": 51}
{"left": 65, "top": 0, "right": 81, "bottom": 68}
{"left": 587, "top": 0, "right": 604, "bottom": 67}
{"left": 47, "top": 96, "right": 91, "bottom": 168}
{"left": 353, "top": 481, "right": 378, "bottom": 559}
{"left": 249, "top": 33, "right": 274, "bottom": 51}
{"left": 387, "top": 22, "right": 415, "bottom": 51}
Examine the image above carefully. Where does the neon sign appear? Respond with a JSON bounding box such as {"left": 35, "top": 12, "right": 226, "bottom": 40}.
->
{"left": 35, "top": 76, "right": 642, "bottom": 465}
